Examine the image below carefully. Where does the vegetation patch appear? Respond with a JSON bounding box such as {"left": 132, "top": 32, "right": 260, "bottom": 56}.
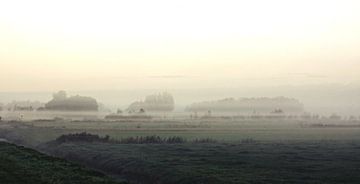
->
{"left": 54, "top": 132, "right": 217, "bottom": 144}
{"left": 41, "top": 137, "right": 360, "bottom": 184}
{"left": 0, "top": 142, "right": 125, "bottom": 184}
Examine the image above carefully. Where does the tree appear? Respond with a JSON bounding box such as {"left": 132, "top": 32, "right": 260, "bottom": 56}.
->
{"left": 53, "top": 90, "right": 67, "bottom": 100}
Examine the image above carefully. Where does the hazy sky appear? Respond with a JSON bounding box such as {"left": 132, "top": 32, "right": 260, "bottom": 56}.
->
{"left": 1, "top": 0, "right": 359, "bottom": 91}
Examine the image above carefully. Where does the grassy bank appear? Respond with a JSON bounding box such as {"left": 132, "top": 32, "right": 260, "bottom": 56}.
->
{"left": 0, "top": 142, "right": 125, "bottom": 184}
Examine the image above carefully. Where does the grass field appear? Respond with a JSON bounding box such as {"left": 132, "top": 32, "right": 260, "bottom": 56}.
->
{"left": 0, "top": 141, "right": 125, "bottom": 184}
{"left": 41, "top": 140, "right": 360, "bottom": 184}
{"left": 1, "top": 118, "right": 360, "bottom": 183}
{"left": 1, "top": 119, "right": 360, "bottom": 146}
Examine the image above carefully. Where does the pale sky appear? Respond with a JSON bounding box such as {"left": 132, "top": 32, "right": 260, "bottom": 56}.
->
{"left": 0, "top": 0, "right": 359, "bottom": 91}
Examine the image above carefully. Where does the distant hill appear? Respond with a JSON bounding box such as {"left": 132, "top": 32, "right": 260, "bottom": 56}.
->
{"left": 127, "top": 92, "right": 175, "bottom": 112}
{"left": 186, "top": 97, "right": 304, "bottom": 114}
{"left": 44, "top": 91, "right": 98, "bottom": 111}
{"left": 0, "top": 142, "right": 125, "bottom": 184}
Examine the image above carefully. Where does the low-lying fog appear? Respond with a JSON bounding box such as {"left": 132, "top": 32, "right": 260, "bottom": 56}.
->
{"left": 0, "top": 83, "right": 359, "bottom": 116}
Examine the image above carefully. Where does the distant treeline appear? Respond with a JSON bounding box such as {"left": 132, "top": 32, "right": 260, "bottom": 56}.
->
{"left": 186, "top": 97, "right": 304, "bottom": 114}
{"left": 44, "top": 91, "right": 98, "bottom": 111}
{"left": 55, "top": 132, "right": 217, "bottom": 144}
{"left": 0, "top": 101, "right": 44, "bottom": 111}
{"left": 127, "top": 92, "right": 175, "bottom": 113}
{"left": 0, "top": 91, "right": 99, "bottom": 112}
{"left": 196, "top": 112, "right": 354, "bottom": 121}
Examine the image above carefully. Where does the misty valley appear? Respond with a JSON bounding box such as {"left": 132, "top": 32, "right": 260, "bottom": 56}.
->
{"left": 1, "top": 91, "right": 360, "bottom": 184}
{"left": 2, "top": 1, "right": 360, "bottom": 183}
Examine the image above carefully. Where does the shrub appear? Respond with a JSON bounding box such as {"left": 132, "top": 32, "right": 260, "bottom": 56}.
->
{"left": 56, "top": 132, "right": 110, "bottom": 143}
{"left": 55, "top": 133, "right": 218, "bottom": 145}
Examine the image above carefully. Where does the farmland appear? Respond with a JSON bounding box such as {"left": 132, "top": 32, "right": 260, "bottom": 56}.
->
{"left": 1, "top": 117, "right": 360, "bottom": 183}
{"left": 41, "top": 140, "right": 360, "bottom": 184}
{"left": 1, "top": 117, "right": 360, "bottom": 146}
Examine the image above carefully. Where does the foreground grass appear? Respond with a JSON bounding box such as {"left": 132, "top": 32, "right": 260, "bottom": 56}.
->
{"left": 0, "top": 142, "right": 125, "bottom": 184}
{"left": 42, "top": 140, "right": 360, "bottom": 184}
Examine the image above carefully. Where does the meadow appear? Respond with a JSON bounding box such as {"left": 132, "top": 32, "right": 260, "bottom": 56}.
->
{"left": 2, "top": 116, "right": 360, "bottom": 145}
{"left": 1, "top": 116, "right": 360, "bottom": 183}
{"left": 0, "top": 141, "right": 125, "bottom": 184}
{"left": 41, "top": 140, "right": 360, "bottom": 184}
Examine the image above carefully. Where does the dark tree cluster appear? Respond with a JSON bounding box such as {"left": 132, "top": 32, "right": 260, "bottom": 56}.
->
{"left": 45, "top": 91, "right": 98, "bottom": 111}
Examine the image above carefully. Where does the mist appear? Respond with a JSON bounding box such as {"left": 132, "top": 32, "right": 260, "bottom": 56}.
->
{"left": 1, "top": 1, "right": 360, "bottom": 183}
{"left": 1, "top": 83, "right": 359, "bottom": 116}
